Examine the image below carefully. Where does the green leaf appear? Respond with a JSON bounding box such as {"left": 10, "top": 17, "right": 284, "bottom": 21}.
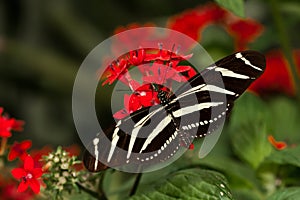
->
{"left": 228, "top": 93, "right": 272, "bottom": 169}
{"left": 129, "top": 169, "right": 233, "bottom": 200}
{"left": 264, "top": 146, "right": 300, "bottom": 168}
{"left": 267, "top": 187, "right": 300, "bottom": 200}
{"left": 199, "top": 156, "right": 260, "bottom": 190}
{"left": 266, "top": 97, "right": 300, "bottom": 143}
{"left": 232, "top": 189, "right": 262, "bottom": 200}
{"left": 214, "top": 0, "right": 245, "bottom": 17}
{"left": 231, "top": 122, "right": 272, "bottom": 169}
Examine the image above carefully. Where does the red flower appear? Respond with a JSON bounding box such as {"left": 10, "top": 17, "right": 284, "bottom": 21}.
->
{"left": 249, "top": 50, "right": 296, "bottom": 96}
{"left": 11, "top": 155, "right": 43, "bottom": 194}
{"left": 112, "top": 23, "right": 156, "bottom": 56}
{"left": 128, "top": 48, "right": 146, "bottom": 66}
{"left": 227, "top": 19, "right": 263, "bottom": 51}
{"left": 102, "top": 59, "right": 129, "bottom": 86}
{"left": 8, "top": 140, "right": 32, "bottom": 161}
{"left": 268, "top": 135, "right": 287, "bottom": 150}
{"left": 0, "top": 108, "right": 24, "bottom": 138}
{"left": 113, "top": 84, "right": 170, "bottom": 119}
{"left": 143, "top": 62, "right": 184, "bottom": 84}
{"left": 168, "top": 4, "right": 227, "bottom": 41}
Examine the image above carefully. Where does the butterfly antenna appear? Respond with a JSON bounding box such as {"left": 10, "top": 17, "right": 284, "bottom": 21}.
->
{"left": 159, "top": 43, "right": 173, "bottom": 86}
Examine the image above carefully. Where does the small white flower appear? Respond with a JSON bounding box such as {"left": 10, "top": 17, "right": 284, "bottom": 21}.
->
{"left": 61, "top": 163, "right": 69, "bottom": 169}
{"left": 54, "top": 156, "right": 60, "bottom": 163}
{"left": 48, "top": 153, "right": 54, "bottom": 159}
{"left": 62, "top": 171, "right": 69, "bottom": 177}
{"left": 58, "top": 177, "right": 67, "bottom": 185}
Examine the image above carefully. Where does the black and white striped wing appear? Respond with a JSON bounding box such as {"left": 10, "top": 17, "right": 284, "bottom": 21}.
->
{"left": 170, "top": 50, "right": 266, "bottom": 137}
{"left": 83, "top": 104, "right": 180, "bottom": 172}
{"left": 83, "top": 50, "right": 266, "bottom": 172}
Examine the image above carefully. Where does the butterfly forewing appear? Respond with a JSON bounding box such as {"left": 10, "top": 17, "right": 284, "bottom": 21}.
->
{"left": 83, "top": 50, "right": 266, "bottom": 172}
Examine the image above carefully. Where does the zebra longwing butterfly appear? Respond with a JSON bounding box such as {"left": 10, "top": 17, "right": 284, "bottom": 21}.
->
{"left": 83, "top": 50, "right": 266, "bottom": 172}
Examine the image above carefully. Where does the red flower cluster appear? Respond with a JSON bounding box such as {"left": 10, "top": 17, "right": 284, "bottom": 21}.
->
{"left": 102, "top": 47, "right": 195, "bottom": 119}
{"left": 104, "top": 3, "right": 268, "bottom": 119}
{"left": 0, "top": 108, "right": 24, "bottom": 138}
{"left": 11, "top": 156, "right": 43, "bottom": 194}
{"left": 168, "top": 3, "right": 263, "bottom": 51}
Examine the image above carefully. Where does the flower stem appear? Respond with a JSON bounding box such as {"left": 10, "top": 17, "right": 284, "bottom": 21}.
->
{"left": 129, "top": 173, "right": 142, "bottom": 196}
{"left": 269, "top": 0, "right": 300, "bottom": 98}
{"left": 0, "top": 137, "right": 7, "bottom": 155}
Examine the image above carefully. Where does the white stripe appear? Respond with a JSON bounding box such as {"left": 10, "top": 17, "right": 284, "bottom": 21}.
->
{"left": 200, "top": 85, "right": 235, "bottom": 95}
{"left": 172, "top": 84, "right": 234, "bottom": 103}
{"left": 139, "top": 115, "right": 172, "bottom": 153}
{"left": 173, "top": 102, "right": 224, "bottom": 117}
{"left": 93, "top": 138, "right": 99, "bottom": 171}
{"left": 172, "top": 84, "right": 205, "bottom": 101}
{"left": 236, "top": 52, "right": 262, "bottom": 71}
{"left": 127, "top": 106, "right": 165, "bottom": 159}
{"left": 107, "top": 127, "right": 120, "bottom": 162}
{"left": 215, "top": 67, "right": 250, "bottom": 79}
{"left": 134, "top": 106, "right": 164, "bottom": 127}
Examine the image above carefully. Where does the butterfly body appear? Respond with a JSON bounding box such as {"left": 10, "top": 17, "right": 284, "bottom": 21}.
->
{"left": 83, "top": 50, "right": 266, "bottom": 172}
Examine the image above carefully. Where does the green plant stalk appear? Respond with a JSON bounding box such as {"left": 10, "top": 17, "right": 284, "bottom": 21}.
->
{"left": 0, "top": 138, "right": 7, "bottom": 156}
{"left": 269, "top": 0, "right": 300, "bottom": 98}
{"left": 129, "top": 173, "right": 143, "bottom": 196}
{"left": 76, "top": 182, "right": 107, "bottom": 200}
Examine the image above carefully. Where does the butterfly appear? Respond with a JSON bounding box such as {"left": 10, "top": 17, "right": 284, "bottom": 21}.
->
{"left": 83, "top": 50, "right": 266, "bottom": 172}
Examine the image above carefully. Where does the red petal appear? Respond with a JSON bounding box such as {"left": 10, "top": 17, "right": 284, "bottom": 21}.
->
{"left": 123, "top": 94, "right": 131, "bottom": 112}
{"left": 187, "top": 68, "right": 197, "bottom": 78}
{"left": 128, "top": 80, "right": 140, "bottom": 91}
{"left": 8, "top": 149, "right": 19, "bottom": 161}
{"left": 11, "top": 168, "right": 26, "bottom": 179}
{"left": 0, "top": 130, "right": 12, "bottom": 138}
{"left": 171, "top": 73, "right": 185, "bottom": 82}
{"left": 17, "top": 181, "right": 29, "bottom": 193}
{"left": 29, "top": 179, "right": 40, "bottom": 194}
{"left": 32, "top": 168, "right": 43, "bottom": 178}
{"left": 20, "top": 140, "right": 32, "bottom": 150}
{"left": 228, "top": 19, "right": 263, "bottom": 51}
{"left": 176, "top": 65, "right": 193, "bottom": 72}
{"left": 128, "top": 94, "right": 142, "bottom": 112}
{"left": 20, "top": 153, "right": 29, "bottom": 161}
{"left": 189, "top": 143, "right": 194, "bottom": 150}
{"left": 113, "top": 109, "right": 129, "bottom": 119}
{"left": 24, "top": 156, "right": 34, "bottom": 170}
{"left": 0, "top": 107, "right": 3, "bottom": 115}
{"left": 12, "top": 120, "right": 25, "bottom": 131}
